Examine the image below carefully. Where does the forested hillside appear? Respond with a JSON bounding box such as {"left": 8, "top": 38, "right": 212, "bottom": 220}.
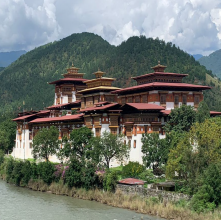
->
{"left": 0, "top": 32, "right": 220, "bottom": 115}
{"left": 0, "top": 50, "right": 26, "bottom": 67}
{"left": 199, "top": 49, "right": 221, "bottom": 78}
{"left": 0, "top": 67, "right": 4, "bottom": 72}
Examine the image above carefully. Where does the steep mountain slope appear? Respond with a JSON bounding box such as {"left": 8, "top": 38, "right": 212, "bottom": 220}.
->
{"left": 0, "top": 67, "right": 4, "bottom": 72}
{"left": 0, "top": 32, "right": 220, "bottom": 115}
{"left": 0, "top": 50, "right": 26, "bottom": 67}
{"left": 199, "top": 49, "right": 221, "bottom": 78}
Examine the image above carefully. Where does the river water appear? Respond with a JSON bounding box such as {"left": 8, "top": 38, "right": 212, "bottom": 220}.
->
{"left": 0, "top": 179, "right": 163, "bottom": 220}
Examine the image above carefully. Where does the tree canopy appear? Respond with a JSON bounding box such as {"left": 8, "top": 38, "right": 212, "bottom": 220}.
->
{"left": 142, "top": 133, "right": 168, "bottom": 170}
{"left": 59, "top": 127, "right": 93, "bottom": 160}
{"left": 166, "top": 118, "right": 221, "bottom": 180}
{"left": 0, "top": 118, "right": 16, "bottom": 154}
{"left": 164, "top": 105, "right": 196, "bottom": 133}
{"left": 32, "top": 126, "right": 59, "bottom": 161}
{"left": 196, "top": 101, "right": 210, "bottom": 123}
{"left": 88, "top": 132, "right": 129, "bottom": 168}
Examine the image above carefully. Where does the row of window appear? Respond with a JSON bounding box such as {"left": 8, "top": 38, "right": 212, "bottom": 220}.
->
{"left": 122, "top": 94, "right": 200, "bottom": 105}
{"left": 138, "top": 78, "right": 181, "bottom": 84}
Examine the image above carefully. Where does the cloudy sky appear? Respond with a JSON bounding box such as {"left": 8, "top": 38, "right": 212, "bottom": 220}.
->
{"left": 0, "top": 0, "right": 221, "bottom": 55}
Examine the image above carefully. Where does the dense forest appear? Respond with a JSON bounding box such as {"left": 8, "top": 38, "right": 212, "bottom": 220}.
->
{"left": 199, "top": 49, "right": 221, "bottom": 78}
{"left": 0, "top": 32, "right": 220, "bottom": 115}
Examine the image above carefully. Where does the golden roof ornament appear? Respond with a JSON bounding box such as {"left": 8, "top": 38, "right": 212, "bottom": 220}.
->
{"left": 93, "top": 69, "right": 105, "bottom": 78}
{"left": 151, "top": 61, "right": 167, "bottom": 72}
{"left": 62, "top": 62, "right": 84, "bottom": 78}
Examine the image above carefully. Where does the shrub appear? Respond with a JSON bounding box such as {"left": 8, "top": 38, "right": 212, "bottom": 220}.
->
{"left": 5, "top": 158, "right": 15, "bottom": 183}
{"left": 122, "top": 162, "right": 145, "bottom": 178}
{"left": 31, "top": 162, "right": 38, "bottom": 179}
{"left": 12, "top": 160, "right": 24, "bottom": 186}
{"left": 191, "top": 184, "right": 216, "bottom": 213}
{"left": 38, "top": 162, "right": 55, "bottom": 185}
{"left": 81, "top": 162, "right": 97, "bottom": 190}
{"left": 54, "top": 164, "right": 69, "bottom": 182}
{"left": 103, "top": 170, "right": 118, "bottom": 192}
{"left": 0, "top": 150, "right": 4, "bottom": 165}
{"left": 138, "top": 169, "right": 155, "bottom": 183}
{"left": 153, "top": 167, "right": 164, "bottom": 176}
{"left": 65, "top": 158, "right": 82, "bottom": 188}
{"left": 21, "top": 160, "right": 32, "bottom": 185}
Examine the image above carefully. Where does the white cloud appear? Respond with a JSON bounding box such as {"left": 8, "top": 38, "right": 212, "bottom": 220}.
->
{"left": 0, "top": 0, "right": 60, "bottom": 51}
{"left": 0, "top": 0, "right": 220, "bottom": 55}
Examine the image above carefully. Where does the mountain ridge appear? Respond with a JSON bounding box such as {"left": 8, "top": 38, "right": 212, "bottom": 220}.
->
{"left": 0, "top": 32, "right": 220, "bottom": 115}
{"left": 199, "top": 49, "right": 221, "bottom": 78}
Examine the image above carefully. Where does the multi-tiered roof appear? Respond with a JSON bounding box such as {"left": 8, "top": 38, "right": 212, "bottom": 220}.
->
{"left": 49, "top": 63, "right": 88, "bottom": 85}
{"left": 78, "top": 69, "right": 120, "bottom": 94}
{"left": 112, "top": 61, "right": 210, "bottom": 95}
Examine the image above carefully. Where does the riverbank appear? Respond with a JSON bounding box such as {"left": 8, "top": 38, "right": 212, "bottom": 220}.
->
{"left": 1, "top": 173, "right": 220, "bottom": 220}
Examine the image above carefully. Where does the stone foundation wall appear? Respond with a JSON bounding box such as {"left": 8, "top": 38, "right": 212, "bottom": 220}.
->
{"left": 116, "top": 184, "right": 190, "bottom": 202}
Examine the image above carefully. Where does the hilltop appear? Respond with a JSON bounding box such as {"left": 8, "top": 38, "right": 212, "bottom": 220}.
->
{"left": 0, "top": 32, "right": 220, "bottom": 115}
{"left": 199, "top": 49, "right": 221, "bottom": 78}
{"left": 192, "top": 54, "right": 203, "bottom": 60}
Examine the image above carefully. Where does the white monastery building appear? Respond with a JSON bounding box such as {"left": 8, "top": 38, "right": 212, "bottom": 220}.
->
{"left": 12, "top": 62, "right": 219, "bottom": 164}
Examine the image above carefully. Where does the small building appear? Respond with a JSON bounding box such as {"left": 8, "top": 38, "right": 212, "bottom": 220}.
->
{"left": 118, "top": 178, "right": 146, "bottom": 187}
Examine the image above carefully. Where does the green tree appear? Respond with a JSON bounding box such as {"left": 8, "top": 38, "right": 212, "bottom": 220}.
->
{"left": 59, "top": 127, "right": 93, "bottom": 160}
{"left": 166, "top": 134, "right": 193, "bottom": 180}
{"left": 0, "top": 149, "right": 4, "bottom": 165}
{"left": 166, "top": 118, "right": 221, "bottom": 180}
{"left": 0, "top": 119, "right": 16, "bottom": 153}
{"left": 65, "top": 157, "right": 83, "bottom": 188}
{"left": 122, "top": 161, "right": 145, "bottom": 178}
{"left": 142, "top": 133, "right": 168, "bottom": 170}
{"left": 164, "top": 105, "right": 196, "bottom": 133}
{"left": 196, "top": 101, "right": 210, "bottom": 123}
{"left": 191, "top": 163, "right": 221, "bottom": 213}
{"left": 32, "top": 126, "right": 59, "bottom": 161}
{"left": 88, "top": 132, "right": 129, "bottom": 168}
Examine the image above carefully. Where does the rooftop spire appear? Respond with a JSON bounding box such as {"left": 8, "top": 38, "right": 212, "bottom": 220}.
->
{"left": 93, "top": 69, "right": 105, "bottom": 78}
{"left": 62, "top": 62, "right": 84, "bottom": 78}
{"left": 151, "top": 61, "right": 167, "bottom": 72}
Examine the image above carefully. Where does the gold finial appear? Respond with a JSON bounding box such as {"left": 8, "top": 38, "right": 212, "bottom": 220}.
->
{"left": 98, "top": 67, "right": 100, "bottom": 71}
{"left": 158, "top": 61, "right": 160, "bottom": 65}
{"left": 72, "top": 62, "right": 74, "bottom": 67}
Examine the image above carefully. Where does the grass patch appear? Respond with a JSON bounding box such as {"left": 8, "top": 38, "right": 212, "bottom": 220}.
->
{"left": 109, "top": 165, "right": 123, "bottom": 172}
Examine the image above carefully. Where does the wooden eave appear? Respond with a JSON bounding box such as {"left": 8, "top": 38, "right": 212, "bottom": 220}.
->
{"left": 78, "top": 86, "right": 120, "bottom": 94}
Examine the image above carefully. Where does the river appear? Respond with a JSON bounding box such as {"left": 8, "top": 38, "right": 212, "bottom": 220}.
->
{"left": 0, "top": 179, "right": 163, "bottom": 220}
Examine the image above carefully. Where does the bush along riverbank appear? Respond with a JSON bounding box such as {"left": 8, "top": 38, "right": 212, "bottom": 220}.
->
{"left": 0, "top": 155, "right": 221, "bottom": 220}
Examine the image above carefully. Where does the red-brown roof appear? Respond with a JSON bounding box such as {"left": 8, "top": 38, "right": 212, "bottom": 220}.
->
{"left": 210, "top": 111, "right": 221, "bottom": 116}
{"left": 29, "top": 114, "right": 83, "bottom": 123}
{"left": 35, "top": 110, "right": 50, "bottom": 115}
{"left": 132, "top": 72, "right": 188, "bottom": 80}
{"left": 49, "top": 78, "right": 88, "bottom": 84}
{"left": 47, "top": 103, "right": 70, "bottom": 109}
{"left": 160, "top": 110, "right": 171, "bottom": 115}
{"left": 122, "top": 103, "right": 165, "bottom": 111}
{"left": 95, "top": 101, "right": 110, "bottom": 106}
{"left": 80, "top": 103, "right": 119, "bottom": 112}
{"left": 47, "top": 101, "right": 81, "bottom": 110}
{"left": 13, "top": 114, "right": 37, "bottom": 121}
{"left": 118, "top": 178, "right": 145, "bottom": 185}
{"left": 112, "top": 82, "right": 211, "bottom": 94}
